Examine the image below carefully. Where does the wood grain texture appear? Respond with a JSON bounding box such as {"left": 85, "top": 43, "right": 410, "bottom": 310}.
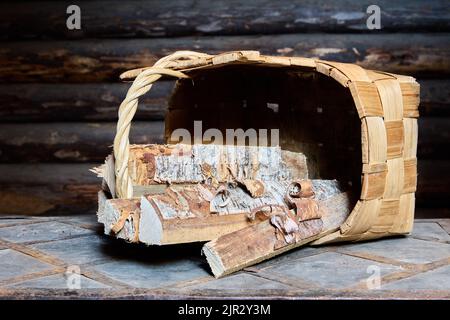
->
{"left": 0, "top": 122, "right": 164, "bottom": 162}
{"left": 0, "top": 0, "right": 448, "bottom": 40}
{"left": 125, "top": 145, "right": 307, "bottom": 186}
{"left": 0, "top": 159, "right": 447, "bottom": 215}
{"left": 419, "top": 80, "right": 450, "bottom": 117}
{"left": 0, "top": 79, "right": 447, "bottom": 122}
{"left": 0, "top": 82, "right": 174, "bottom": 122}
{"left": 0, "top": 163, "right": 98, "bottom": 215}
{"left": 0, "top": 118, "right": 446, "bottom": 163}
{"left": 1, "top": 33, "right": 449, "bottom": 82}
{"left": 203, "top": 190, "right": 352, "bottom": 277}
{"left": 0, "top": 118, "right": 447, "bottom": 163}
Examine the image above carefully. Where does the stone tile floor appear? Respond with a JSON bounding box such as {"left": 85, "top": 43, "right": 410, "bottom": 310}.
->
{"left": 0, "top": 215, "right": 449, "bottom": 299}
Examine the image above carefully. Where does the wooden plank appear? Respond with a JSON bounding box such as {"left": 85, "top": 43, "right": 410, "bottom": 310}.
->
{"left": 0, "top": 79, "right": 447, "bottom": 122}
{"left": 0, "top": 118, "right": 448, "bottom": 163}
{"left": 0, "top": 122, "right": 164, "bottom": 162}
{"left": 0, "top": 83, "right": 173, "bottom": 122}
{"left": 1, "top": 0, "right": 448, "bottom": 40}
{"left": 416, "top": 160, "right": 450, "bottom": 208}
{"left": 1, "top": 33, "right": 449, "bottom": 82}
{"left": 419, "top": 79, "right": 450, "bottom": 117}
{"left": 417, "top": 117, "right": 450, "bottom": 159}
{"left": 0, "top": 163, "right": 98, "bottom": 215}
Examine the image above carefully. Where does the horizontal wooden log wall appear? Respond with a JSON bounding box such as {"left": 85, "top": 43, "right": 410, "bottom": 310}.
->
{"left": 0, "top": 0, "right": 449, "bottom": 216}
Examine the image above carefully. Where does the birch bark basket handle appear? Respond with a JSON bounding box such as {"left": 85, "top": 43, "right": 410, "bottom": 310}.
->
{"left": 113, "top": 51, "right": 211, "bottom": 199}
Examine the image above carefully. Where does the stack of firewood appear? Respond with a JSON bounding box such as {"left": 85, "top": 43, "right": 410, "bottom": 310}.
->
{"left": 94, "top": 144, "right": 352, "bottom": 277}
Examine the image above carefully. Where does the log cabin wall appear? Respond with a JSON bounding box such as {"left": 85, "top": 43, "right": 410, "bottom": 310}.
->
{"left": 0, "top": 0, "right": 448, "bottom": 217}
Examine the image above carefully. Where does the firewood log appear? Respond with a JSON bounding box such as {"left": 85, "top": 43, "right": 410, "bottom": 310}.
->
{"left": 202, "top": 181, "right": 353, "bottom": 278}
{"left": 95, "top": 144, "right": 308, "bottom": 198}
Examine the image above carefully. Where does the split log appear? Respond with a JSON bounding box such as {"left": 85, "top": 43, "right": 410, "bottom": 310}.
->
{"left": 202, "top": 181, "right": 353, "bottom": 278}
{"left": 99, "top": 179, "right": 347, "bottom": 247}
{"left": 98, "top": 144, "right": 308, "bottom": 197}
{"left": 98, "top": 181, "right": 288, "bottom": 245}
{"left": 138, "top": 181, "right": 294, "bottom": 245}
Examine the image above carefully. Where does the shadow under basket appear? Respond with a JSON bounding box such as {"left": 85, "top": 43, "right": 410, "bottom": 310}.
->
{"left": 96, "top": 51, "right": 419, "bottom": 276}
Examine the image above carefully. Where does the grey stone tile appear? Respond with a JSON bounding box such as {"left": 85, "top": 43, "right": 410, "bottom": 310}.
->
{"left": 62, "top": 214, "right": 100, "bottom": 226}
{"left": 0, "top": 249, "right": 53, "bottom": 281}
{"left": 437, "top": 220, "right": 450, "bottom": 235}
{"left": 411, "top": 222, "right": 450, "bottom": 242}
{"left": 184, "top": 273, "right": 293, "bottom": 291}
{"left": 8, "top": 273, "right": 110, "bottom": 289}
{"left": 0, "top": 217, "right": 34, "bottom": 227}
{"left": 341, "top": 237, "right": 450, "bottom": 264}
{"left": 30, "top": 235, "right": 111, "bottom": 265}
{"left": 0, "top": 221, "right": 92, "bottom": 243}
{"left": 262, "top": 251, "right": 402, "bottom": 289}
{"left": 93, "top": 258, "right": 210, "bottom": 289}
{"left": 248, "top": 246, "right": 324, "bottom": 270}
{"left": 382, "top": 265, "right": 450, "bottom": 291}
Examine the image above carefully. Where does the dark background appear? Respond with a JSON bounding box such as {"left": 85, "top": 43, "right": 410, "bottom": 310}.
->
{"left": 0, "top": 0, "right": 448, "bottom": 217}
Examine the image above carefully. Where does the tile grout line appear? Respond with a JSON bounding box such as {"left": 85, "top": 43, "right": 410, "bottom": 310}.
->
{"left": 0, "top": 219, "right": 56, "bottom": 229}
{"left": 158, "top": 275, "right": 216, "bottom": 290}
{"left": 0, "top": 239, "right": 125, "bottom": 289}
{"left": 244, "top": 247, "right": 332, "bottom": 273}
{"left": 248, "top": 270, "right": 323, "bottom": 290}
{"left": 80, "top": 268, "right": 135, "bottom": 289}
{"left": 17, "top": 232, "right": 99, "bottom": 246}
{"left": 329, "top": 247, "right": 419, "bottom": 269}
{"left": 0, "top": 239, "right": 67, "bottom": 267}
{"left": 55, "top": 218, "right": 103, "bottom": 232}
{"left": 436, "top": 221, "right": 450, "bottom": 236}
{"left": 0, "top": 268, "right": 65, "bottom": 287}
{"left": 409, "top": 235, "right": 450, "bottom": 244}
{"left": 349, "top": 256, "right": 450, "bottom": 291}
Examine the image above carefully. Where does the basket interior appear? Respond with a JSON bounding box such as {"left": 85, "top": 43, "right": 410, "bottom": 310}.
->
{"left": 166, "top": 64, "right": 361, "bottom": 201}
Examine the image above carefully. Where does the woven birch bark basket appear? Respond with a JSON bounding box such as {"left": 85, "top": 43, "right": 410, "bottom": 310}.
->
{"left": 99, "top": 50, "right": 419, "bottom": 253}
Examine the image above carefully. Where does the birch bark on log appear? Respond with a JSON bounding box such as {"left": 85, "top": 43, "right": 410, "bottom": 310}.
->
{"left": 202, "top": 182, "right": 352, "bottom": 278}
{"left": 96, "top": 144, "right": 308, "bottom": 197}
{"left": 138, "top": 180, "right": 305, "bottom": 245}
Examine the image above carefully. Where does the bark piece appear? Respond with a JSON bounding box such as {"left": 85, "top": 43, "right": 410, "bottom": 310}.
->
{"left": 101, "top": 196, "right": 141, "bottom": 243}
{"left": 240, "top": 179, "right": 265, "bottom": 197}
{"left": 97, "top": 144, "right": 308, "bottom": 197}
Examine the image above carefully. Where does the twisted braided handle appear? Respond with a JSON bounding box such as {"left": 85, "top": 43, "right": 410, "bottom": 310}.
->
{"left": 114, "top": 51, "right": 211, "bottom": 198}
